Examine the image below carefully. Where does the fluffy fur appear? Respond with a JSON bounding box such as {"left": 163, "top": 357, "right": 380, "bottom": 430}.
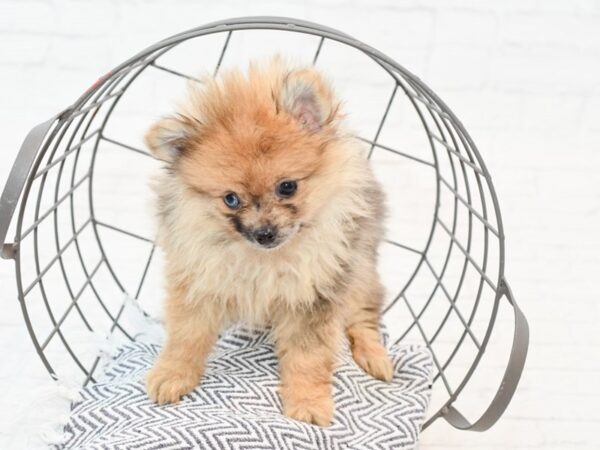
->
{"left": 144, "top": 58, "right": 393, "bottom": 426}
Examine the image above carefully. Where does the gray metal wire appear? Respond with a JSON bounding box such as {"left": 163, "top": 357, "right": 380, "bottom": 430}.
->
{"left": 0, "top": 17, "right": 528, "bottom": 433}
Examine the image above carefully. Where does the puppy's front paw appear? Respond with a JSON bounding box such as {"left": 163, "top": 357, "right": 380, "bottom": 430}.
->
{"left": 352, "top": 343, "right": 394, "bottom": 382}
{"left": 146, "top": 363, "right": 200, "bottom": 405}
{"left": 280, "top": 387, "right": 334, "bottom": 427}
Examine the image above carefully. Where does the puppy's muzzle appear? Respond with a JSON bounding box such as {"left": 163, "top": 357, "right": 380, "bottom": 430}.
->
{"left": 253, "top": 225, "right": 278, "bottom": 247}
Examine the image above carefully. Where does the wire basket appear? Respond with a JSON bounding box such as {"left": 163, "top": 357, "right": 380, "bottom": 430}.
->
{"left": 0, "top": 17, "right": 528, "bottom": 432}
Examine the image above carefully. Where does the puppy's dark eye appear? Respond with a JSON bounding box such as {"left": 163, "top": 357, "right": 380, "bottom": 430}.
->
{"left": 223, "top": 192, "right": 241, "bottom": 209}
{"left": 277, "top": 180, "right": 297, "bottom": 198}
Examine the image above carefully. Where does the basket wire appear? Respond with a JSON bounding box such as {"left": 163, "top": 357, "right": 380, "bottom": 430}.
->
{"left": 0, "top": 18, "right": 527, "bottom": 432}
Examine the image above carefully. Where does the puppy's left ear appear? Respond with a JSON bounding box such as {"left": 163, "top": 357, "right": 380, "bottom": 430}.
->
{"left": 280, "top": 68, "right": 337, "bottom": 133}
{"left": 144, "top": 114, "right": 194, "bottom": 163}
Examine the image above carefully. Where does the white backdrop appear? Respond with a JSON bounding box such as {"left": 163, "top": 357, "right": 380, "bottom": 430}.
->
{"left": 1, "top": 1, "right": 599, "bottom": 449}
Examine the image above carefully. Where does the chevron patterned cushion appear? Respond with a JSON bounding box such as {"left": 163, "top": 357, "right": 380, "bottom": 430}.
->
{"left": 59, "top": 327, "right": 433, "bottom": 449}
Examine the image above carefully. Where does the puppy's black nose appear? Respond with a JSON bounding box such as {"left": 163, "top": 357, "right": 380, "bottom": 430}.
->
{"left": 253, "top": 226, "right": 277, "bottom": 246}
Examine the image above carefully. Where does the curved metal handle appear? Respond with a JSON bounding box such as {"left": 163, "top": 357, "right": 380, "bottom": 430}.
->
{"left": 443, "top": 278, "right": 529, "bottom": 431}
{"left": 0, "top": 116, "right": 58, "bottom": 259}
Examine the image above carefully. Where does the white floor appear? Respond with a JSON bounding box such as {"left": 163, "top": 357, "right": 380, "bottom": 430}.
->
{"left": 1, "top": 2, "right": 600, "bottom": 449}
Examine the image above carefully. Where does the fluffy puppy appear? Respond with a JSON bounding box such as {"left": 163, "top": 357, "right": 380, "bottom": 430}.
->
{"left": 144, "top": 58, "right": 393, "bottom": 426}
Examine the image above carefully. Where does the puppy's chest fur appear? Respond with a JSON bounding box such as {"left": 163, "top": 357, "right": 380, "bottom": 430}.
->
{"left": 183, "top": 232, "right": 352, "bottom": 324}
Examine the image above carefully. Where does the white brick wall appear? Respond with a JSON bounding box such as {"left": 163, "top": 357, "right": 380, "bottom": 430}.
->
{"left": 1, "top": 1, "right": 599, "bottom": 449}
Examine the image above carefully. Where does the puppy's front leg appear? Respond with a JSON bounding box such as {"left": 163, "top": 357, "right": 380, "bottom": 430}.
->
{"left": 345, "top": 270, "right": 394, "bottom": 382}
{"left": 146, "top": 283, "right": 223, "bottom": 404}
{"left": 273, "top": 299, "right": 342, "bottom": 427}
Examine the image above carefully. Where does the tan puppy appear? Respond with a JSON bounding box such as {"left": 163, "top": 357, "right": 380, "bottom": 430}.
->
{"left": 144, "top": 58, "right": 393, "bottom": 426}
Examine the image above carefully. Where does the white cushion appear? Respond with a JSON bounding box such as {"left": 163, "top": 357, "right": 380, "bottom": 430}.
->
{"left": 59, "top": 327, "right": 432, "bottom": 449}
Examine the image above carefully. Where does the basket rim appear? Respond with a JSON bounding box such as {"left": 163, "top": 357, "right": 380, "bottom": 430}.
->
{"left": 6, "top": 16, "right": 520, "bottom": 432}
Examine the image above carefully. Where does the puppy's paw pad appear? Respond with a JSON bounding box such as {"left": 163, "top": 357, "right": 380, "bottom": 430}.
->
{"left": 146, "top": 366, "right": 199, "bottom": 405}
{"left": 353, "top": 347, "right": 394, "bottom": 382}
{"left": 283, "top": 396, "right": 334, "bottom": 427}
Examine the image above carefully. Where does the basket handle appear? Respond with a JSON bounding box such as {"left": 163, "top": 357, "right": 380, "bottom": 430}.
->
{"left": 0, "top": 116, "right": 58, "bottom": 259}
{"left": 442, "top": 277, "right": 529, "bottom": 431}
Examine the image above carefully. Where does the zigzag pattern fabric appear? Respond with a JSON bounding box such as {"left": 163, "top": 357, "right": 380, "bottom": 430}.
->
{"left": 58, "top": 327, "right": 432, "bottom": 449}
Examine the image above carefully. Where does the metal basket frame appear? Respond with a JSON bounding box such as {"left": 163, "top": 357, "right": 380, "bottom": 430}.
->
{"left": 0, "top": 17, "right": 528, "bottom": 432}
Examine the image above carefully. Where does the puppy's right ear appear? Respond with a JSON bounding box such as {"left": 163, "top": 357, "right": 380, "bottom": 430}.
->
{"left": 144, "top": 115, "right": 193, "bottom": 163}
